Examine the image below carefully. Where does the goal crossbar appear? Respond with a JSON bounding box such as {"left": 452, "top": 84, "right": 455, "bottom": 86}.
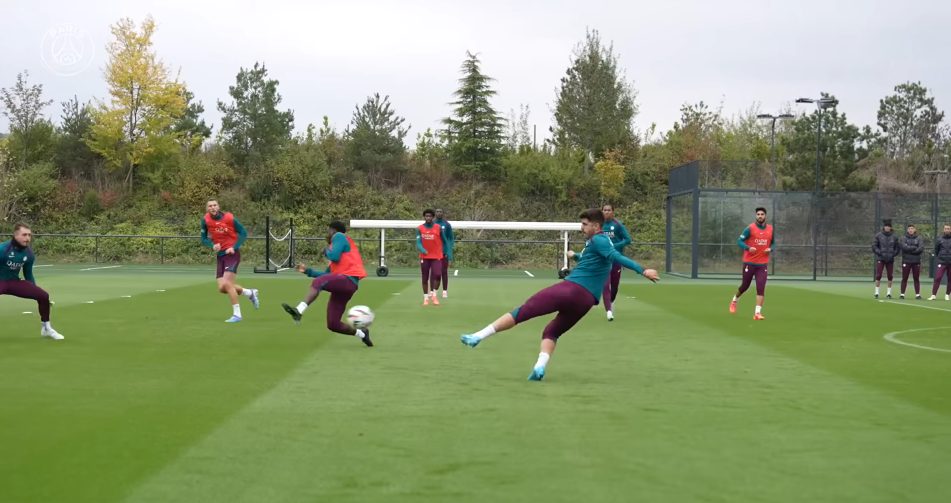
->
{"left": 349, "top": 219, "right": 579, "bottom": 277}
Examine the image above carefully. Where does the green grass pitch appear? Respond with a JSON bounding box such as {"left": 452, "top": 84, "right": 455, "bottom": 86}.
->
{"left": 1, "top": 265, "right": 949, "bottom": 502}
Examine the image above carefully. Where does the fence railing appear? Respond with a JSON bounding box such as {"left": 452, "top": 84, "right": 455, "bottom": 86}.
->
{"left": 30, "top": 233, "right": 667, "bottom": 271}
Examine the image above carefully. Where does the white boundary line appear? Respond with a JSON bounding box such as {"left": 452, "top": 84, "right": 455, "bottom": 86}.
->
{"left": 883, "top": 326, "right": 951, "bottom": 354}
{"left": 80, "top": 265, "right": 122, "bottom": 271}
{"left": 524, "top": 270, "right": 535, "bottom": 277}
{"left": 33, "top": 264, "right": 53, "bottom": 267}
{"left": 884, "top": 300, "right": 951, "bottom": 314}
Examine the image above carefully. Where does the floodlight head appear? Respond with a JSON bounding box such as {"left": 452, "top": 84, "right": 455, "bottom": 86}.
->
{"left": 796, "top": 98, "right": 814, "bottom": 104}
{"left": 756, "top": 114, "right": 774, "bottom": 119}
{"left": 778, "top": 113, "right": 795, "bottom": 119}
{"left": 818, "top": 97, "right": 838, "bottom": 109}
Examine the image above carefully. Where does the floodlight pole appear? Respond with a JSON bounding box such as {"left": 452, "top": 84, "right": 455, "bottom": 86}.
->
{"left": 757, "top": 113, "right": 795, "bottom": 189}
{"left": 796, "top": 96, "right": 839, "bottom": 281}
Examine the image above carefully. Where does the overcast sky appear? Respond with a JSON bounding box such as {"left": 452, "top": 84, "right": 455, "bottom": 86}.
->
{"left": 2, "top": 0, "right": 949, "bottom": 145}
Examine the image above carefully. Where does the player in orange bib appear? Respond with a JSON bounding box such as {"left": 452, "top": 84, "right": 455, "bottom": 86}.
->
{"left": 416, "top": 208, "right": 451, "bottom": 306}
{"left": 729, "top": 207, "right": 774, "bottom": 320}
{"left": 200, "top": 199, "right": 258, "bottom": 323}
{"left": 281, "top": 221, "right": 373, "bottom": 347}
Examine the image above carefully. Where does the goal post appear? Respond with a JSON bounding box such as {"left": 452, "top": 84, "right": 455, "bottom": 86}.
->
{"left": 348, "top": 219, "right": 579, "bottom": 278}
{"left": 254, "top": 216, "right": 296, "bottom": 273}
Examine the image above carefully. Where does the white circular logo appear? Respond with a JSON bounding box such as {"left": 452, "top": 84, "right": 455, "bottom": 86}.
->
{"left": 40, "top": 24, "right": 95, "bottom": 77}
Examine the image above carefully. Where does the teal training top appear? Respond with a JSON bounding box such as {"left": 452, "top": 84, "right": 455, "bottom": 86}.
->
{"left": 603, "top": 218, "right": 632, "bottom": 252}
{"left": 434, "top": 218, "right": 455, "bottom": 253}
{"left": 568, "top": 233, "right": 644, "bottom": 302}
{"left": 0, "top": 239, "right": 36, "bottom": 284}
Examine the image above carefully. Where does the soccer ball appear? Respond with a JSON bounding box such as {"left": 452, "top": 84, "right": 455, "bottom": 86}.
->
{"left": 347, "top": 305, "right": 374, "bottom": 329}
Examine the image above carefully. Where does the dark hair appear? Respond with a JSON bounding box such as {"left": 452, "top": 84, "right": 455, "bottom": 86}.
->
{"left": 907, "top": 223, "right": 916, "bottom": 228}
{"left": 602, "top": 203, "right": 614, "bottom": 211}
{"left": 329, "top": 220, "right": 346, "bottom": 234}
{"left": 423, "top": 209, "right": 435, "bottom": 217}
{"left": 13, "top": 223, "right": 30, "bottom": 233}
{"left": 579, "top": 208, "right": 605, "bottom": 225}
{"left": 755, "top": 207, "right": 767, "bottom": 214}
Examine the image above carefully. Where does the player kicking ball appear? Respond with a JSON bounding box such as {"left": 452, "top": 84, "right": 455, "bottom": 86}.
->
{"left": 281, "top": 221, "right": 373, "bottom": 347}
{"left": 1, "top": 224, "right": 64, "bottom": 340}
{"left": 460, "top": 208, "right": 659, "bottom": 381}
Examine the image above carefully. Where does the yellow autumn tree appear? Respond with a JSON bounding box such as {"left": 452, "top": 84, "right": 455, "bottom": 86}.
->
{"left": 594, "top": 148, "right": 626, "bottom": 203}
{"left": 86, "top": 16, "right": 185, "bottom": 190}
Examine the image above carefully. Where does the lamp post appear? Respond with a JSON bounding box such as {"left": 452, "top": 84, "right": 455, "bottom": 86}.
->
{"left": 796, "top": 96, "right": 838, "bottom": 280}
{"left": 795, "top": 97, "right": 838, "bottom": 193}
{"left": 756, "top": 113, "right": 795, "bottom": 189}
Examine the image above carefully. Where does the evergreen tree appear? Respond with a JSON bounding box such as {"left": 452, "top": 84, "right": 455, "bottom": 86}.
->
{"left": 443, "top": 51, "right": 505, "bottom": 179}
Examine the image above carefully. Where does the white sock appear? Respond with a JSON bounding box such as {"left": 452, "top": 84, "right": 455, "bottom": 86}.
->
{"left": 755, "top": 305, "right": 762, "bottom": 314}
{"left": 431, "top": 290, "right": 437, "bottom": 298}
{"left": 732, "top": 295, "right": 738, "bottom": 302}
{"left": 473, "top": 324, "right": 496, "bottom": 341}
{"left": 875, "top": 286, "right": 880, "bottom": 295}
{"left": 232, "top": 304, "right": 241, "bottom": 317}
{"left": 241, "top": 288, "right": 254, "bottom": 297}
{"left": 355, "top": 329, "right": 366, "bottom": 339}
{"left": 296, "top": 302, "right": 308, "bottom": 314}
{"left": 423, "top": 294, "right": 429, "bottom": 301}
{"left": 887, "top": 287, "right": 892, "bottom": 295}
{"left": 534, "top": 352, "right": 551, "bottom": 369}
{"left": 42, "top": 321, "right": 51, "bottom": 330}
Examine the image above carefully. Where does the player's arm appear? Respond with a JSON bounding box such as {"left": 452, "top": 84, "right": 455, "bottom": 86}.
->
{"left": 568, "top": 249, "right": 582, "bottom": 261}
{"left": 200, "top": 219, "right": 214, "bottom": 248}
{"left": 614, "top": 222, "right": 632, "bottom": 250}
{"left": 324, "top": 233, "right": 350, "bottom": 262}
{"left": 593, "top": 236, "right": 658, "bottom": 281}
{"left": 22, "top": 252, "right": 36, "bottom": 285}
{"left": 915, "top": 238, "right": 924, "bottom": 255}
{"left": 736, "top": 227, "right": 751, "bottom": 250}
{"left": 767, "top": 230, "right": 776, "bottom": 253}
{"left": 232, "top": 218, "right": 248, "bottom": 250}
{"left": 440, "top": 227, "right": 453, "bottom": 261}
{"left": 872, "top": 235, "right": 881, "bottom": 256}
{"left": 415, "top": 229, "right": 427, "bottom": 254}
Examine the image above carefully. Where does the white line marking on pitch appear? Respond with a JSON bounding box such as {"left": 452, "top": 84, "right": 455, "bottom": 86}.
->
{"left": 121, "top": 295, "right": 132, "bottom": 298}
{"left": 22, "top": 311, "right": 32, "bottom": 314}
{"left": 454, "top": 269, "right": 459, "bottom": 277}
{"left": 524, "top": 270, "right": 535, "bottom": 277}
{"left": 883, "top": 326, "right": 951, "bottom": 353}
{"left": 156, "top": 289, "right": 166, "bottom": 292}
{"left": 85, "top": 301, "right": 94, "bottom": 304}
{"left": 80, "top": 265, "right": 122, "bottom": 271}
{"left": 278, "top": 267, "right": 291, "bottom": 272}
{"left": 33, "top": 264, "right": 53, "bottom": 267}
{"left": 884, "top": 300, "right": 951, "bottom": 314}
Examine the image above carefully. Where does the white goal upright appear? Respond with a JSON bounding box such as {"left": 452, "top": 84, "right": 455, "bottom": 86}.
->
{"left": 349, "top": 219, "right": 580, "bottom": 278}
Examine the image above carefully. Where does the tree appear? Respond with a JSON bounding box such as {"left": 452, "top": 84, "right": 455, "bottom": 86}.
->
{"left": 594, "top": 149, "right": 625, "bottom": 202}
{"left": 506, "top": 104, "right": 532, "bottom": 152}
{"left": 316, "top": 116, "right": 344, "bottom": 171}
{"left": 85, "top": 16, "right": 186, "bottom": 190}
{"left": 781, "top": 95, "right": 874, "bottom": 191}
{"left": 442, "top": 51, "right": 505, "bottom": 179}
{"left": 0, "top": 70, "right": 55, "bottom": 169}
{"left": 344, "top": 93, "right": 409, "bottom": 185}
{"left": 877, "top": 81, "right": 944, "bottom": 160}
{"left": 55, "top": 96, "right": 101, "bottom": 179}
{"left": 552, "top": 29, "right": 637, "bottom": 161}
{"left": 173, "top": 88, "right": 212, "bottom": 153}
{"left": 217, "top": 62, "right": 294, "bottom": 170}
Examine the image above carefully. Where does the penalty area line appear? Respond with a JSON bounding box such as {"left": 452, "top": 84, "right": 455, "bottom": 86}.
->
{"left": 524, "top": 270, "right": 535, "bottom": 277}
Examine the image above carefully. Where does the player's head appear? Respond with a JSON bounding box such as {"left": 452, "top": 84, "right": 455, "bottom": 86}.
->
{"left": 328, "top": 220, "right": 346, "bottom": 234}
{"left": 907, "top": 224, "right": 916, "bottom": 236}
{"left": 12, "top": 223, "right": 31, "bottom": 247}
{"left": 882, "top": 219, "right": 892, "bottom": 232}
{"left": 435, "top": 208, "right": 444, "bottom": 220}
{"left": 944, "top": 224, "right": 951, "bottom": 236}
{"left": 601, "top": 204, "right": 615, "bottom": 221}
{"left": 755, "top": 207, "right": 767, "bottom": 224}
{"left": 206, "top": 199, "right": 220, "bottom": 216}
{"left": 579, "top": 208, "right": 605, "bottom": 238}
{"left": 423, "top": 208, "right": 435, "bottom": 224}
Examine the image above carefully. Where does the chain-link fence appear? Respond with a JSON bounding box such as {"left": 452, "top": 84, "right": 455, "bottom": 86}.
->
{"left": 668, "top": 161, "right": 951, "bottom": 279}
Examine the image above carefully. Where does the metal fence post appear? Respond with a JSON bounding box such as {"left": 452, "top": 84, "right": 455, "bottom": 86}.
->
{"left": 691, "top": 188, "right": 700, "bottom": 279}
{"left": 95, "top": 236, "right": 100, "bottom": 263}
{"left": 160, "top": 238, "right": 165, "bottom": 264}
